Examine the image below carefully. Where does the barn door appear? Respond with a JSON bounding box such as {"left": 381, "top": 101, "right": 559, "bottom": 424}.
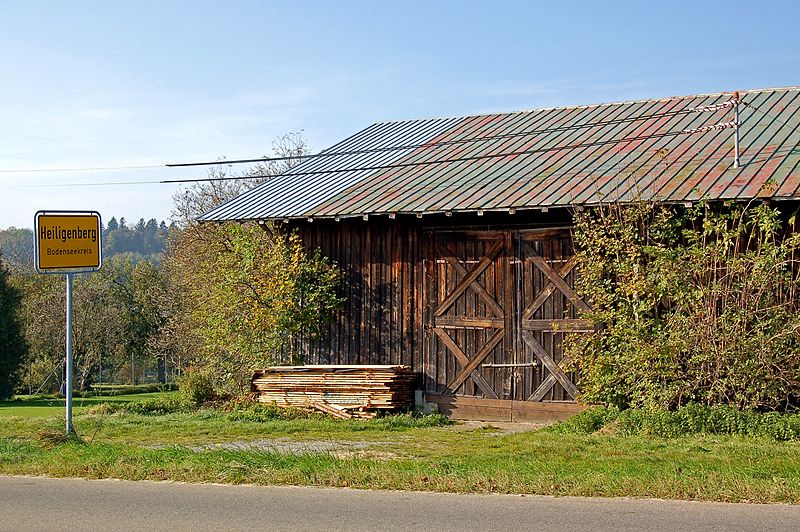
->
{"left": 514, "top": 229, "right": 589, "bottom": 402}
{"left": 424, "top": 227, "right": 588, "bottom": 402}
{"left": 425, "top": 230, "right": 513, "bottom": 399}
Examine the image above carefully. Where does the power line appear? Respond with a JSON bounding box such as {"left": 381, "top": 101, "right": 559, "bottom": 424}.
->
{"left": 0, "top": 164, "right": 164, "bottom": 174}
{"left": 0, "top": 180, "right": 161, "bottom": 188}
{"left": 741, "top": 100, "right": 799, "bottom": 134}
{"left": 165, "top": 99, "right": 738, "bottom": 168}
{"left": 159, "top": 123, "right": 736, "bottom": 184}
{"left": 0, "top": 97, "right": 738, "bottom": 176}
{"left": 0, "top": 119, "right": 742, "bottom": 189}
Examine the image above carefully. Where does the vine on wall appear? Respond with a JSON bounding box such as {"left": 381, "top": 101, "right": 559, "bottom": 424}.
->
{"left": 566, "top": 201, "right": 800, "bottom": 411}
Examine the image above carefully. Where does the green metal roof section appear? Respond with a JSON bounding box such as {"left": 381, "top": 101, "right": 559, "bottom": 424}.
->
{"left": 199, "top": 87, "right": 800, "bottom": 222}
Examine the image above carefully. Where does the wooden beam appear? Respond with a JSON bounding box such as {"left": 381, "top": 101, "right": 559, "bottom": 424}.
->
{"left": 446, "top": 328, "right": 504, "bottom": 392}
{"left": 520, "top": 330, "right": 579, "bottom": 399}
{"left": 432, "top": 327, "right": 499, "bottom": 398}
{"left": 521, "top": 319, "right": 595, "bottom": 332}
{"left": 523, "top": 243, "right": 591, "bottom": 313}
{"left": 434, "top": 316, "right": 504, "bottom": 328}
{"left": 425, "top": 394, "right": 585, "bottom": 422}
{"left": 440, "top": 254, "right": 505, "bottom": 319}
{"left": 528, "top": 374, "right": 557, "bottom": 401}
{"left": 425, "top": 394, "right": 512, "bottom": 422}
{"left": 521, "top": 256, "right": 579, "bottom": 319}
{"left": 433, "top": 240, "right": 503, "bottom": 317}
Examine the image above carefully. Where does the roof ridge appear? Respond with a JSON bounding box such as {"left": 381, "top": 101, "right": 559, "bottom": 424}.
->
{"left": 371, "top": 86, "right": 800, "bottom": 126}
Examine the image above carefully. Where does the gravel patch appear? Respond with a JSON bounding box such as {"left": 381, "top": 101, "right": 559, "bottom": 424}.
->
{"left": 150, "top": 438, "right": 389, "bottom": 456}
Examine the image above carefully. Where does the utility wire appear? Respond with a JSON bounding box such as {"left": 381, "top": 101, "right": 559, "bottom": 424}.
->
{"left": 159, "top": 123, "right": 736, "bottom": 184}
{"left": 0, "top": 95, "right": 772, "bottom": 190}
{"left": 0, "top": 97, "right": 739, "bottom": 175}
{"left": 0, "top": 164, "right": 163, "bottom": 174}
{"left": 0, "top": 180, "right": 159, "bottom": 188}
{"left": 6, "top": 132, "right": 792, "bottom": 198}
{"left": 0, "top": 119, "right": 744, "bottom": 189}
{"left": 741, "top": 100, "right": 799, "bottom": 134}
{"left": 165, "top": 99, "right": 738, "bottom": 168}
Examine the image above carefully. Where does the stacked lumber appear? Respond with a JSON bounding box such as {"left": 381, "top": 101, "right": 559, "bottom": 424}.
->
{"left": 251, "top": 365, "right": 416, "bottom": 418}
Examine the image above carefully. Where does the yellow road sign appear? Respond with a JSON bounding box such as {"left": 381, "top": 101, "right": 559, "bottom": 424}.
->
{"left": 35, "top": 211, "right": 102, "bottom": 272}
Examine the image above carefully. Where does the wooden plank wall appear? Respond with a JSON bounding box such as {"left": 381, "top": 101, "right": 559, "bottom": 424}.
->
{"left": 295, "top": 218, "right": 425, "bottom": 372}
{"left": 290, "top": 210, "right": 576, "bottom": 402}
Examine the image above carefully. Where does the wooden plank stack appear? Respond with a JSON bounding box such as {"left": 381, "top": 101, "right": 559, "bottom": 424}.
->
{"left": 251, "top": 365, "right": 417, "bottom": 419}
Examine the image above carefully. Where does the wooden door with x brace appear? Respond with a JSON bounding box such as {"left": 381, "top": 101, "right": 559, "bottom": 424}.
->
{"left": 424, "top": 227, "right": 588, "bottom": 402}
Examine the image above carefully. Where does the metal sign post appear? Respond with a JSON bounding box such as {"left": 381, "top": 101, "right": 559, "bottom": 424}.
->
{"left": 34, "top": 210, "right": 102, "bottom": 436}
{"left": 65, "top": 273, "right": 74, "bottom": 434}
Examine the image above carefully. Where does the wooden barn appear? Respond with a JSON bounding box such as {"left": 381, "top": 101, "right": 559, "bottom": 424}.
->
{"left": 200, "top": 87, "right": 800, "bottom": 421}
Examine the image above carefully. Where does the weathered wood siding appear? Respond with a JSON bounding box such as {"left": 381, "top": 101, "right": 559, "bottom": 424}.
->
{"left": 296, "top": 217, "right": 425, "bottom": 370}
{"left": 292, "top": 210, "right": 580, "bottom": 408}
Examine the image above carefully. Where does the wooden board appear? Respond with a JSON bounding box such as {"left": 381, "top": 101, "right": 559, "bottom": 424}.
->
{"left": 426, "top": 394, "right": 585, "bottom": 423}
{"left": 251, "top": 365, "right": 416, "bottom": 415}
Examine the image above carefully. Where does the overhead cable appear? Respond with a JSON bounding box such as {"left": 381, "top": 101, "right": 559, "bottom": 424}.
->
{"left": 165, "top": 98, "right": 740, "bottom": 168}
{"left": 2, "top": 97, "right": 740, "bottom": 175}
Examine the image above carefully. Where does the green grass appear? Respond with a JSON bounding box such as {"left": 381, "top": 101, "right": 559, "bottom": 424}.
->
{"left": 1, "top": 395, "right": 799, "bottom": 503}
{"left": 0, "top": 392, "right": 178, "bottom": 418}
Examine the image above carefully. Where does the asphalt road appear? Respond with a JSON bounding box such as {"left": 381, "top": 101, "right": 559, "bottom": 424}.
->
{"left": 2, "top": 476, "right": 799, "bottom": 531}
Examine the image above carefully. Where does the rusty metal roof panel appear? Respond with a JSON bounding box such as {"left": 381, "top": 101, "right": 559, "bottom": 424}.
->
{"left": 199, "top": 87, "right": 800, "bottom": 222}
{"left": 198, "top": 117, "right": 463, "bottom": 221}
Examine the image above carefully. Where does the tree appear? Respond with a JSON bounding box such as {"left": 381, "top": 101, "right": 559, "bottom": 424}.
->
{"left": 161, "top": 133, "right": 343, "bottom": 393}
{"left": 143, "top": 219, "right": 161, "bottom": 255}
{"left": 0, "top": 256, "right": 26, "bottom": 398}
{"left": 0, "top": 227, "right": 34, "bottom": 271}
{"left": 12, "top": 255, "right": 171, "bottom": 392}
{"left": 167, "top": 223, "right": 341, "bottom": 392}
{"left": 12, "top": 273, "right": 63, "bottom": 394}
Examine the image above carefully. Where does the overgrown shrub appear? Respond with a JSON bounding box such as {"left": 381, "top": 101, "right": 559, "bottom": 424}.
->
{"left": 77, "top": 383, "right": 179, "bottom": 397}
{"left": 549, "top": 405, "right": 800, "bottom": 441}
{"left": 566, "top": 201, "right": 800, "bottom": 411}
{"left": 178, "top": 371, "right": 217, "bottom": 406}
{"left": 165, "top": 223, "right": 343, "bottom": 395}
{"left": 223, "top": 401, "right": 320, "bottom": 422}
{"left": 119, "top": 395, "right": 189, "bottom": 415}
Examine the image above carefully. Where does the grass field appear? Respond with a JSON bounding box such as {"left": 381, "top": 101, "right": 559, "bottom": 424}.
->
{"left": 0, "top": 392, "right": 177, "bottom": 418}
{"left": 1, "top": 393, "right": 799, "bottom": 503}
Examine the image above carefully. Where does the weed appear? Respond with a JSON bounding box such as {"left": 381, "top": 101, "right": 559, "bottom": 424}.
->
{"left": 34, "top": 427, "right": 84, "bottom": 448}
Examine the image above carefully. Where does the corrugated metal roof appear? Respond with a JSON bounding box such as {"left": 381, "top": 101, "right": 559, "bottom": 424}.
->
{"left": 199, "top": 87, "right": 800, "bottom": 222}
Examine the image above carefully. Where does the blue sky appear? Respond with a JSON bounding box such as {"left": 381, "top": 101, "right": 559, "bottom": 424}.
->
{"left": 2, "top": 0, "right": 799, "bottom": 228}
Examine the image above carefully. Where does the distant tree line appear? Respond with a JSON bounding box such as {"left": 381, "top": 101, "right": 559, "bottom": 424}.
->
{"left": 0, "top": 217, "right": 174, "bottom": 271}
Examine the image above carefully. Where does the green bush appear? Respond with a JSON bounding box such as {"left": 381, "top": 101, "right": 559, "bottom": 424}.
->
{"left": 566, "top": 202, "right": 800, "bottom": 411}
{"left": 549, "top": 405, "right": 800, "bottom": 441}
{"left": 368, "top": 412, "right": 452, "bottom": 430}
{"left": 178, "top": 372, "right": 216, "bottom": 406}
{"left": 0, "top": 261, "right": 26, "bottom": 400}
{"left": 119, "top": 395, "right": 188, "bottom": 415}
{"left": 222, "top": 401, "right": 452, "bottom": 427}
